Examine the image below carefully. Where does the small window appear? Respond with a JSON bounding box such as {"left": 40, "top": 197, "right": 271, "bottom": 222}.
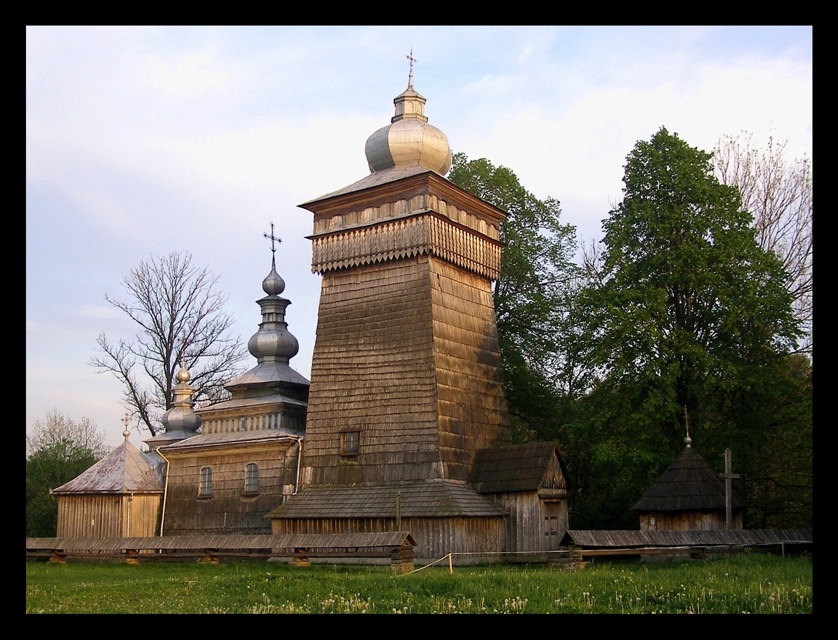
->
{"left": 340, "top": 430, "right": 360, "bottom": 456}
{"left": 199, "top": 467, "right": 213, "bottom": 497}
{"left": 244, "top": 463, "right": 259, "bottom": 494}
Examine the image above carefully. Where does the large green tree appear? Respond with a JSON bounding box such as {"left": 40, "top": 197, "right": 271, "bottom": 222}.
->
{"left": 447, "top": 153, "right": 584, "bottom": 441}
{"left": 26, "top": 410, "right": 110, "bottom": 537}
{"left": 567, "top": 127, "right": 805, "bottom": 528}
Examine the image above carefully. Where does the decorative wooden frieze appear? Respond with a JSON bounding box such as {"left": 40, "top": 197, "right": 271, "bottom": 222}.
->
{"left": 311, "top": 214, "right": 501, "bottom": 279}
{"left": 312, "top": 192, "right": 500, "bottom": 241}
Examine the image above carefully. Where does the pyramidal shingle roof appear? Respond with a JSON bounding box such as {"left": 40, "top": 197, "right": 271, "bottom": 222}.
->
{"left": 631, "top": 445, "right": 745, "bottom": 513}
{"left": 51, "top": 437, "right": 162, "bottom": 495}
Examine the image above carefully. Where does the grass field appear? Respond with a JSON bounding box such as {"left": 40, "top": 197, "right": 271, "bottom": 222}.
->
{"left": 26, "top": 552, "right": 812, "bottom": 614}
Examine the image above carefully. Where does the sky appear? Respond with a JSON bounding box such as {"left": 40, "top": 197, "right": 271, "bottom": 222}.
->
{"left": 26, "top": 26, "right": 813, "bottom": 450}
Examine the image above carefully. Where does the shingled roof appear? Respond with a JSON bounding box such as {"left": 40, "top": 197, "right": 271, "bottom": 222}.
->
{"left": 469, "top": 441, "right": 564, "bottom": 494}
{"left": 631, "top": 445, "right": 744, "bottom": 512}
{"left": 266, "top": 480, "right": 507, "bottom": 519}
{"left": 51, "top": 438, "right": 162, "bottom": 495}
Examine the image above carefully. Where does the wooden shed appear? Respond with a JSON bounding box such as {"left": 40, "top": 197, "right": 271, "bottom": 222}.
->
{"left": 632, "top": 441, "right": 745, "bottom": 531}
{"left": 470, "top": 441, "right": 569, "bottom": 554}
{"left": 51, "top": 432, "right": 162, "bottom": 538}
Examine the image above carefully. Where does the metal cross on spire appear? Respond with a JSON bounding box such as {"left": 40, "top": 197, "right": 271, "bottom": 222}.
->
{"left": 406, "top": 48, "right": 416, "bottom": 89}
{"left": 178, "top": 333, "right": 189, "bottom": 370}
{"left": 264, "top": 221, "right": 282, "bottom": 269}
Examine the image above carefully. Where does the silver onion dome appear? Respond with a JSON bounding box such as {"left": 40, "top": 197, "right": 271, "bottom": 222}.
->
{"left": 364, "top": 77, "right": 452, "bottom": 175}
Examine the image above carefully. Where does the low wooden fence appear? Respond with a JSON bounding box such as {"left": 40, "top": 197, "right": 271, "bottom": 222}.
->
{"left": 26, "top": 533, "right": 416, "bottom": 572}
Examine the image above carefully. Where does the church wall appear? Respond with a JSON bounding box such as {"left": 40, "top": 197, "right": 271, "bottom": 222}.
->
{"left": 162, "top": 443, "right": 300, "bottom": 536}
{"left": 300, "top": 251, "right": 513, "bottom": 487}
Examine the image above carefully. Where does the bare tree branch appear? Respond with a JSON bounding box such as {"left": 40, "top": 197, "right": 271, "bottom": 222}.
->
{"left": 89, "top": 252, "right": 248, "bottom": 436}
{"left": 714, "top": 131, "right": 812, "bottom": 355}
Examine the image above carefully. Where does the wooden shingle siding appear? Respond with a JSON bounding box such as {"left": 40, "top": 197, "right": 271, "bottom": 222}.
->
{"left": 302, "top": 258, "right": 442, "bottom": 486}
{"left": 431, "top": 258, "right": 511, "bottom": 481}
{"left": 309, "top": 186, "right": 503, "bottom": 280}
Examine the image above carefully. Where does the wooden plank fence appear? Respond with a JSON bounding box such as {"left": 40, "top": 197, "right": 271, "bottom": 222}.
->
{"left": 26, "top": 533, "right": 416, "bottom": 572}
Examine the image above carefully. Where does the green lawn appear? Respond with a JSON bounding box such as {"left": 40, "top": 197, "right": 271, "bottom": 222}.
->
{"left": 26, "top": 552, "right": 812, "bottom": 614}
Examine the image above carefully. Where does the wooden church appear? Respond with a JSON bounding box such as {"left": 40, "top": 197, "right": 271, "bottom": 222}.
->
{"left": 48, "top": 66, "right": 570, "bottom": 562}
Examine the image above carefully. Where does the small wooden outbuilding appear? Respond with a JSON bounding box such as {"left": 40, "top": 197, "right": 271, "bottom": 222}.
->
{"left": 51, "top": 431, "right": 163, "bottom": 538}
{"left": 632, "top": 440, "right": 745, "bottom": 531}
{"left": 470, "top": 441, "right": 569, "bottom": 554}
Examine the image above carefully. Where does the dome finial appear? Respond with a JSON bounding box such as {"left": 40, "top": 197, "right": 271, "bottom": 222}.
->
{"left": 406, "top": 47, "right": 416, "bottom": 90}
{"left": 261, "top": 222, "right": 286, "bottom": 296}
{"left": 684, "top": 405, "right": 692, "bottom": 447}
{"left": 121, "top": 412, "right": 131, "bottom": 440}
{"left": 177, "top": 334, "right": 190, "bottom": 380}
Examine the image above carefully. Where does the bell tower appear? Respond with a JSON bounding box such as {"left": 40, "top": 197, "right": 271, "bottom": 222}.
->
{"left": 298, "top": 65, "right": 512, "bottom": 488}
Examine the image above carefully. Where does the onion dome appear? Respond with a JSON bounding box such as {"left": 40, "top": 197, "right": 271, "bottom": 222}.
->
{"left": 160, "top": 360, "right": 202, "bottom": 434}
{"left": 364, "top": 58, "right": 452, "bottom": 175}
{"left": 247, "top": 261, "right": 299, "bottom": 364}
{"left": 223, "top": 224, "right": 309, "bottom": 390}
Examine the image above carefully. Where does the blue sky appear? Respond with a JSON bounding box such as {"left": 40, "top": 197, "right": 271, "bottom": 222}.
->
{"left": 26, "top": 26, "right": 813, "bottom": 449}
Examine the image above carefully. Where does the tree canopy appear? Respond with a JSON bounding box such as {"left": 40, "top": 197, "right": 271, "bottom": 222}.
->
{"left": 26, "top": 410, "right": 109, "bottom": 537}
{"left": 565, "top": 127, "right": 807, "bottom": 527}
{"left": 447, "top": 152, "right": 584, "bottom": 440}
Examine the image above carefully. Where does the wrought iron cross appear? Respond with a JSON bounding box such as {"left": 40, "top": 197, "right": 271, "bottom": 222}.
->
{"left": 264, "top": 221, "right": 281, "bottom": 268}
